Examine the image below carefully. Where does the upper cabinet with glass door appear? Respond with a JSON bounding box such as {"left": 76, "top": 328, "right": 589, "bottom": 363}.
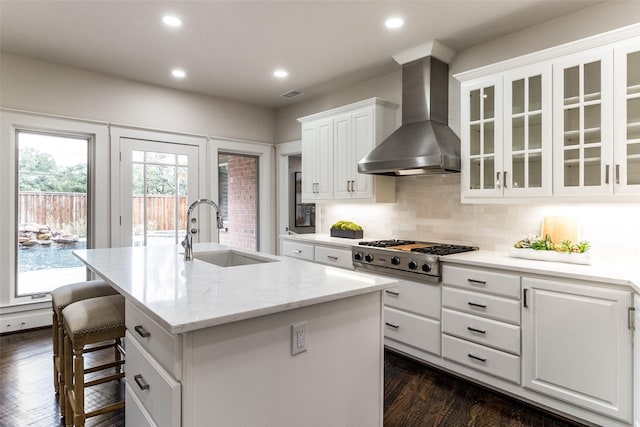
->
{"left": 613, "top": 38, "right": 640, "bottom": 194}
{"left": 552, "top": 48, "right": 614, "bottom": 196}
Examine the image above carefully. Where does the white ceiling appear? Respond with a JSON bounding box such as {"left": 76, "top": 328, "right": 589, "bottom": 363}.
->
{"left": 0, "top": 0, "right": 602, "bottom": 109}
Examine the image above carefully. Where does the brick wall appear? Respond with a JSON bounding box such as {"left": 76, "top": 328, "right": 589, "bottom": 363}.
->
{"left": 219, "top": 155, "right": 258, "bottom": 250}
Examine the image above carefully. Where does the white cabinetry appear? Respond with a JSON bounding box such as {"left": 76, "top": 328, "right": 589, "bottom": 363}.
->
{"left": 298, "top": 98, "right": 397, "bottom": 203}
{"left": 522, "top": 277, "right": 633, "bottom": 423}
{"left": 280, "top": 236, "right": 354, "bottom": 270}
{"left": 457, "top": 28, "right": 640, "bottom": 202}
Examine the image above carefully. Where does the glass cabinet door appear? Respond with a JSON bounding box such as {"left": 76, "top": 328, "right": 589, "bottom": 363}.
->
{"left": 503, "top": 64, "right": 552, "bottom": 196}
{"left": 462, "top": 76, "right": 502, "bottom": 197}
{"left": 614, "top": 40, "right": 640, "bottom": 194}
{"left": 553, "top": 48, "right": 613, "bottom": 195}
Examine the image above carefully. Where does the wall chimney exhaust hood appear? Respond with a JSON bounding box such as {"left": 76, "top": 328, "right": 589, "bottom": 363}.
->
{"left": 358, "top": 41, "right": 460, "bottom": 176}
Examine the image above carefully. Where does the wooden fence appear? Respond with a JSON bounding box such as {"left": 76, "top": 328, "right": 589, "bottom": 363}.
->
{"left": 19, "top": 192, "right": 188, "bottom": 234}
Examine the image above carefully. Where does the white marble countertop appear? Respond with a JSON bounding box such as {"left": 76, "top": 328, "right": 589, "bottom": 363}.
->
{"left": 74, "top": 243, "right": 397, "bottom": 334}
{"left": 280, "top": 233, "right": 373, "bottom": 248}
{"left": 442, "top": 250, "right": 640, "bottom": 294}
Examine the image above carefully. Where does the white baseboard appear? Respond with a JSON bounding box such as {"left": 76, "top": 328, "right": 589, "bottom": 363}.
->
{"left": 1, "top": 309, "right": 51, "bottom": 334}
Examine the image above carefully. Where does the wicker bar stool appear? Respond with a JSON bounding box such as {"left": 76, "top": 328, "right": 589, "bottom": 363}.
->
{"left": 51, "top": 279, "right": 119, "bottom": 414}
{"left": 63, "top": 294, "right": 126, "bottom": 427}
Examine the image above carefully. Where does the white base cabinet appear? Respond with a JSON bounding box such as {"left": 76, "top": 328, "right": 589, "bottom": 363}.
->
{"left": 522, "top": 277, "right": 633, "bottom": 424}
{"left": 280, "top": 236, "right": 355, "bottom": 270}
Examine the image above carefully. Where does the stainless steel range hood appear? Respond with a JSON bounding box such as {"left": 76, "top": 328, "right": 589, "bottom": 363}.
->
{"left": 358, "top": 44, "right": 460, "bottom": 176}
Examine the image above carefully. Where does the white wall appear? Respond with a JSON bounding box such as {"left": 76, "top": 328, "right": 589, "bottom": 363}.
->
{"left": 274, "top": 0, "right": 640, "bottom": 265}
{"left": 0, "top": 53, "right": 275, "bottom": 142}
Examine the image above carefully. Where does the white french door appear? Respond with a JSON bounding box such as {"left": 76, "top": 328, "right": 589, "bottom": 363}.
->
{"left": 119, "top": 138, "right": 199, "bottom": 247}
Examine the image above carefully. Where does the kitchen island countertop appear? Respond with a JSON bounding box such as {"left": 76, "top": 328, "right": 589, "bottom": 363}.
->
{"left": 74, "top": 242, "right": 397, "bottom": 334}
{"left": 442, "top": 250, "right": 640, "bottom": 293}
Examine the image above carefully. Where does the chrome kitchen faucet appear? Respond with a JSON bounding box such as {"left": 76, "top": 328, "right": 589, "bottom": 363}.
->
{"left": 182, "top": 198, "right": 224, "bottom": 261}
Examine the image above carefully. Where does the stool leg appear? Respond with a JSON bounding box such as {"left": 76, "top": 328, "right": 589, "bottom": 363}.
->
{"left": 115, "top": 338, "right": 122, "bottom": 374}
{"left": 73, "top": 344, "right": 86, "bottom": 427}
{"left": 63, "top": 333, "right": 73, "bottom": 427}
{"left": 58, "top": 313, "right": 66, "bottom": 415}
{"left": 52, "top": 311, "right": 59, "bottom": 395}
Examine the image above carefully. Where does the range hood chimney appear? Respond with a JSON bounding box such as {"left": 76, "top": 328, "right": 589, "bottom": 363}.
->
{"left": 358, "top": 41, "right": 461, "bottom": 176}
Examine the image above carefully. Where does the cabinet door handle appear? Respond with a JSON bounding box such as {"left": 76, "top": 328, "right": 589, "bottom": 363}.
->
{"left": 605, "top": 165, "right": 610, "bottom": 184}
{"left": 467, "top": 301, "right": 487, "bottom": 309}
{"left": 467, "top": 278, "right": 486, "bottom": 285}
{"left": 616, "top": 164, "right": 621, "bottom": 185}
{"left": 327, "top": 255, "right": 338, "bottom": 261}
{"left": 385, "top": 322, "right": 400, "bottom": 329}
{"left": 134, "top": 374, "right": 150, "bottom": 391}
{"left": 503, "top": 171, "right": 508, "bottom": 188}
{"left": 629, "top": 307, "right": 636, "bottom": 330}
{"left": 467, "top": 353, "right": 486, "bottom": 362}
{"left": 523, "top": 288, "right": 528, "bottom": 308}
{"left": 385, "top": 290, "right": 400, "bottom": 296}
{"left": 134, "top": 325, "right": 150, "bottom": 338}
{"left": 496, "top": 172, "right": 501, "bottom": 189}
{"left": 351, "top": 180, "right": 356, "bottom": 192}
{"left": 292, "top": 249, "right": 302, "bottom": 254}
{"left": 467, "top": 326, "right": 486, "bottom": 334}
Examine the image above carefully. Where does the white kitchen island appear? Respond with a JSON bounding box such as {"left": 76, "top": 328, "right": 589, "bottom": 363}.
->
{"left": 74, "top": 243, "right": 397, "bottom": 427}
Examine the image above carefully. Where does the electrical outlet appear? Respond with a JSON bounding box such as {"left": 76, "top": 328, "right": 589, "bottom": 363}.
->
{"left": 291, "top": 322, "right": 307, "bottom": 355}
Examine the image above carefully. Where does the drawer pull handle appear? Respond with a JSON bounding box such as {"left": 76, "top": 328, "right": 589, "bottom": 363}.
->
{"left": 385, "top": 322, "right": 399, "bottom": 329}
{"left": 385, "top": 290, "right": 400, "bottom": 296}
{"left": 467, "top": 301, "right": 486, "bottom": 309}
{"left": 134, "top": 374, "right": 150, "bottom": 391}
{"left": 327, "top": 255, "right": 338, "bottom": 261}
{"left": 467, "top": 353, "right": 486, "bottom": 362}
{"left": 292, "top": 249, "right": 302, "bottom": 254}
{"left": 467, "top": 326, "right": 486, "bottom": 335}
{"left": 134, "top": 325, "right": 150, "bottom": 338}
{"left": 467, "top": 278, "right": 486, "bottom": 285}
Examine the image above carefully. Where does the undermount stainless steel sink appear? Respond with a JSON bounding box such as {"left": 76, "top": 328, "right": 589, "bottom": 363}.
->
{"left": 193, "top": 249, "right": 277, "bottom": 267}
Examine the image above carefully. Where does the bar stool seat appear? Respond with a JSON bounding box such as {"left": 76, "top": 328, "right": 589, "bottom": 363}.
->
{"left": 51, "top": 279, "right": 119, "bottom": 414}
{"left": 63, "top": 294, "right": 126, "bottom": 427}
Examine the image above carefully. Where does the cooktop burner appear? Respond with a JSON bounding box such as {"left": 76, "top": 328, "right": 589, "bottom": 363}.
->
{"left": 358, "top": 240, "right": 416, "bottom": 248}
{"left": 411, "top": 245, "right": 478, "bottom": 256}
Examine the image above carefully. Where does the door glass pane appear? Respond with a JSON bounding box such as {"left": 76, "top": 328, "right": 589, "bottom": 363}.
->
{"left": 584, "top": 61, "right": 601, "bottom": 101}
{"left": 584, "top": 147, "right": 601, "bottom": 186}
{"left": 146, "top": 151, "right": 176, "bottom": 165}
{"left": 470, "top": 124, "right": 481, "bottom": 156}
{"left": 628, "top": 143, "right": 640, "bottom": 185}
{"left": 628, "top": 52, "right": 640, "bottom": 95}
{"left": 17, "top": 132, "right": 88, "bottom": 296}
{"left": 484, "top": 157, "right": 495, "bottom": 189}
{"left": 484, "top": 121, "right": 495, "bottom": 154}
{"left": 529, "top": 113, "right": 542, "bottom": 150}
{"left": 564, "top": 149, "right": 579, "bottom": 187}
{"left": 470, "top": 89, "right": 481, "bottom": 122}
{"left": 528, "top": 75, "right": 542, "bottom": 111}
{"left": 512, "top": 116, "right": 525, "bottom": 151}
{"left": 564, "top": 108, "right": 579, "bottom": 146}
{"left": 218, "top": 153, "right": 259, "bottom": 251}
{"left": 470, "top": 159, "right": 481, "bottom": 190}
{"left": 564, "top": 66, "right": 579, "bottom": 105}
{"left": 512, "top": 79, "right": 525, "bottom": 114}
{"left": 512, "top": 154, "right": 524, "bottom": 188}
{"left": 483, "top": 86, "right": 495, "bottom": 119}
{"left": 584, "top": 104, "right": 601, "bottom": 144}
{"left": 628, "top": 98, "right": 640, "bottom": 139}
{"left": 529, "top": 152, "right": 542, "bottom": 188}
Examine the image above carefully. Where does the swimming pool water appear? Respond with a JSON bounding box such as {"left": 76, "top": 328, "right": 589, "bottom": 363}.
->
{"left": 18, "top": 241, "right": 87, "bottom": 272}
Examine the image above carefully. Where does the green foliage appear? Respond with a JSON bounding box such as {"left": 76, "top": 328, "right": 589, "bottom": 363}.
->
{"left": 514, "top": 234, "right": 590, "bottom": 254}
{"left": 19, "top": 147, "right": 87, "bottom": 193}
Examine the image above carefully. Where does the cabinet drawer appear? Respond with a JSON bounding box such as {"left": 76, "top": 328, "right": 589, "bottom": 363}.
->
{"left": 384, "top": 279, "right": 441, "bottom": 319}
{"left": 125, "top": 300, "right": 182, "bottom": 379}
{"left": 384, "top": 307, "right": 441, "bottom": 356}
{"left": 442, "top": 308, "right": 520, "bottom": 355}
{"left": 126, "top": 383, "right": 159, "bottom": 427}
{"left": 443, "top": 286, "right": 520, "bottom": 324}
{"left": 442, "top": 265, "right": 520, "bottom": 299}
{"left": 282, "top": 240, "right": 315, "bottom": 261}
{"left": 443, "top": 334, "right": 520, "bottom": 384}
{"left": 126, "top": 332, "right": 181, "bottom": 427}
{"left": 314, "top": 245, "right": 353, "bottom": 269}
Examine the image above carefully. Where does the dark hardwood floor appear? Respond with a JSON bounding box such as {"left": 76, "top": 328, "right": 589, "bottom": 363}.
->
{"left": 1, "top": 328, "right": 586, "bottom": 427}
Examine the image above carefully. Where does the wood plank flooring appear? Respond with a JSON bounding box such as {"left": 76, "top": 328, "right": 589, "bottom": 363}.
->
{"left": 1, "top": 328, "right": 586, "bottom": 427}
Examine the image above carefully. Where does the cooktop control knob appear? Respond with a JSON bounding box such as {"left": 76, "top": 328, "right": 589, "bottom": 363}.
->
{"left": 391, "top": 256, "right": 401, "bottom": 265}
{"left": 422, "top": 263, "right": 432, "bottom": 273}
{"left": 408, "top": 261, "right": 418, "bottom": 270}
{"left": 365, "top": 254, "right": 374, "bottom": 262}
{"left": 354, "top": 252, "right": 363, "bottom": 261}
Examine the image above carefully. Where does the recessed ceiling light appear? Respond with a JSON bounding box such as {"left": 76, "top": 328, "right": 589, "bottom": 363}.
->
{"left": 172, "top": 69, "right": 186, "bottom": 79}
{"left": 162, "top": 15, "right": 182, "bottom": 27}
{"left": 385, "top": 17, "right": 404, "bottom": 29}
{"left": 273, "top": 69, "right": 288, "bottom": 78}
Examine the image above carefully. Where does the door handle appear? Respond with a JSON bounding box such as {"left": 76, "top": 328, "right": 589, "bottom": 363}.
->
{"left": 134, "top": 374, "right": 150, "bottom": 391}
{"left": 467, "top": 326, "right": 486, "bottom": 334}
{"left": 467, "top": 301, "right": 487, "bottom": 309}
{"left": 616, "top": 164, "right": 620, "bottom": 185}
{"left": 496, "top": 172, "right": 502, "bottom": 189}
{"left": 134, "top": 325, "right": 150, "bottom": 338}
{"left": 605, "top": 165, "right": 610, "bottom": 185}
{"left": 385, "top": 322, "right": 399, "bottom": 329}
{"left": 385, "top": 290, "right": 400, "bottom": 296}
